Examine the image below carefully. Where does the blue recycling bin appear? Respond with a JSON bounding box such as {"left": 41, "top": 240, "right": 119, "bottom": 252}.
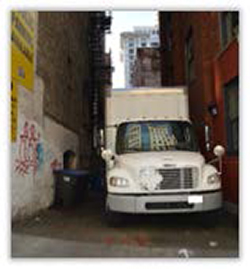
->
{"left": 53, "top": 169, "right": 90, "bottom": 207}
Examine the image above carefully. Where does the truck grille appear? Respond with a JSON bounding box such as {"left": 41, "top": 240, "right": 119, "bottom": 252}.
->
{"left": 157, "top": 167, "right": 197, "bottom": 190}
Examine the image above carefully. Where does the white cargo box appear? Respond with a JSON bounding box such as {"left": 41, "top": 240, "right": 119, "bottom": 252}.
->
{"left": 105, "top": 87, "right": 189, "bottom": 152}
{"left": 106, "top": 87, "right": 189, "bottom": 126}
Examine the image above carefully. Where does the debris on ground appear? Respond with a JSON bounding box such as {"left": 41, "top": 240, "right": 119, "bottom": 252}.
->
{"left": 209, "top": 241, "right": 218, "bottom": 248}
{"left": 178, "top": 248, "right": 190, "bottom": 258}
{"left": 34, "top": 217, "right": 41, "bottom": 222}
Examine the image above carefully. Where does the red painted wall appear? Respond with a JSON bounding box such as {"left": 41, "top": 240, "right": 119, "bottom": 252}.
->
{"left": 213, "top": 40, "right": 239, "bottom": 203}
{"left": 159, "top": 12, "right": 239, "bottom": 204}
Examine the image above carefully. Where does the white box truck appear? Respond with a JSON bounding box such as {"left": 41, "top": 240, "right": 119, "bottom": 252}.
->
{"left": 101, "top": 87, "right": 225, "bottom": 224}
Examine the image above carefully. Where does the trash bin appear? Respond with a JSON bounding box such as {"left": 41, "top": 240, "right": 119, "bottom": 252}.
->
{"left": 53, "top": 169, "right": 89, "bottom": 207}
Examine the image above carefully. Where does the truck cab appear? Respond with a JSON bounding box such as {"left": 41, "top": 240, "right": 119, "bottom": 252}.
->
{"left": 101, "top": 88, "right": 224, "bottom": 223}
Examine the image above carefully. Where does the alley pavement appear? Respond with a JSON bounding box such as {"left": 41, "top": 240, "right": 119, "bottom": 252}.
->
{"left": 12, "top": 192, "right": 239, "bottom": 258}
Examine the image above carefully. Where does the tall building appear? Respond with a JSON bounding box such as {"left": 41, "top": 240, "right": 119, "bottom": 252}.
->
{"left": 159, "top": 11, "right": 239, "bottom": 208}
{"left": 131, "top": 47, "right": 161, "bottom": 87}
{"left": 121, "top": 26, "right": 160, "bottom": 88}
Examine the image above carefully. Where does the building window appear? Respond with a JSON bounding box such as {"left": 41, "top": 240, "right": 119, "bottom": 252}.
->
{"left": 150, "top": 42, "right": 159, "bottom": 47}
{"left": 224, "top": 77, "right": 239, "bottom": 155}
{"left": 220, "top": 11, "right": 239, "bottom": 48}
{"left": 128, "top": 40, "right": 134, "bottom": 47}
{"left": 185, "top": 29, "right": 195, "bottom": 83}
{"left": 141, "top": 42, "right": 147, "bottom": 47}
{"left": 129, "top": 48, "right": 134, "bottom": 54}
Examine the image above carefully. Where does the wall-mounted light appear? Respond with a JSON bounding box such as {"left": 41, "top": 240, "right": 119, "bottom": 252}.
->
{"left": 208, "top": 102, "right": 218, "bottom": 117}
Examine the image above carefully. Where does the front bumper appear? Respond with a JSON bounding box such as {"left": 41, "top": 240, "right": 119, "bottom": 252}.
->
{"left": 107, "top": 190, "right": 222, "bottom": 214}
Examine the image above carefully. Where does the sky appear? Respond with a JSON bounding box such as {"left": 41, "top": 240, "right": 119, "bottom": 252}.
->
{"left": 105, "top": 11, "right": 159, "bottom": 89}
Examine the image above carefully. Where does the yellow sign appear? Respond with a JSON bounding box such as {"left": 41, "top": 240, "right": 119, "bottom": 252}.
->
{"left": 11, "top": 80, "right": 18, "bottom": 142}
{"left": 11, "top": 11, "right": 35, "bottom": 91}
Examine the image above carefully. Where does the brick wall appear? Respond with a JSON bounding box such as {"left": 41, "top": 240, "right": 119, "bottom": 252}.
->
{"left": 131, "top": 48, "right": 161, "bottom": 87}
{"left": 159, "top": 11, "right": 239, "bottom": 204}
{"left": 37, "top": 12, "right": 91, "bottom": 134}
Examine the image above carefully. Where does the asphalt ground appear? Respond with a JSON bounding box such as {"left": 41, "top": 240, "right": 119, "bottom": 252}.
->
{"left": 12, "top": 192, "right": 239, "bottom": 258}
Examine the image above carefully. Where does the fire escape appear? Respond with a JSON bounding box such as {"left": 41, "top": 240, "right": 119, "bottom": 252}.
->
{"left": 88, "top": 12, "right": 112, "bottom": 152}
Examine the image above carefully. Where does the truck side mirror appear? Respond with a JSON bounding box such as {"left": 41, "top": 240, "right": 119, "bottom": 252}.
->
{"left": 101, "top": 149, "right": 114, "bottom": 161}
{"left": 213, "top": 145, "right": 225, "bottom": 175}
{"left": 205, "top": 125, "right": 211, "bottom": 152}
{"left": 101, "top": 149, "right": 116, "bottom": 169}
{"left": 99, "top": 129, "right": 104, "bottom": 147}
{"left": 213, "top": 145, "right": 225, "bottom": 157}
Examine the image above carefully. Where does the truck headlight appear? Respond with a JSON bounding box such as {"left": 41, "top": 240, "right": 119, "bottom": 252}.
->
{"left": 109, "top": 177, "right": 129, "bottom": 187}
{"left": 207, "top": 173, "right": 220, "bottom": 185}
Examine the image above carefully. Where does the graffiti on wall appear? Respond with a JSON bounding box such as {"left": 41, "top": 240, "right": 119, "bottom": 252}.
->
{"left": 44, "top": 146, "right": 63, "bottom": 172}
{"left": 15, "top": 121, "right": 44, "bottom": 177}
{"left": 50, "top": 158, "right": 62, "bottom": 171}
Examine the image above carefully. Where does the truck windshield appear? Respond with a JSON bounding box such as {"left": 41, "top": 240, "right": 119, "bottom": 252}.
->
{"left": 116, "top": 121, "right": 198, "bottom": 154}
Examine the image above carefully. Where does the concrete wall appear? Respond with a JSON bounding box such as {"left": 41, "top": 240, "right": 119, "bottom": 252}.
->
{"left": 11, "top": 75, "right": 79, "bottom": 220}
{"left": 11, "top": 12, "right": 93, "bottom": 220}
